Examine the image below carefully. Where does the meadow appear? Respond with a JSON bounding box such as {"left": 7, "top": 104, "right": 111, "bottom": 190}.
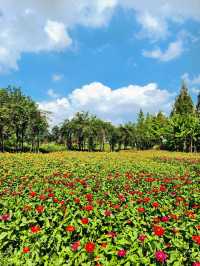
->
{"left": 0, "top": 151, "right": 200, "bottom": 266}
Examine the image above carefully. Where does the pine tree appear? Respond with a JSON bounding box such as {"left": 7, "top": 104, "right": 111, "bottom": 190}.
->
{"left": 171, "top": 82, "right": 194, "bottom": 116}
{"left": 196, "top": 91, "right": 200, "bottom": 114}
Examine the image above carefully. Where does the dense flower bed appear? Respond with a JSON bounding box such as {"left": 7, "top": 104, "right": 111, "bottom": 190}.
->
{"left": 0, "top": 151, "right": 200, "bottom": 265}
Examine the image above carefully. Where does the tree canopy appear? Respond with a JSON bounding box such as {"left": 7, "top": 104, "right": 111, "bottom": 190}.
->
{"left": 0, "top": 83, "right": 200, "bottom": 152}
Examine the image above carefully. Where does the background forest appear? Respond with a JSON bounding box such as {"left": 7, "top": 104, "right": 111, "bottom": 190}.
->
{"left": 0, "top": 83, "right": 200, "bottom": 153}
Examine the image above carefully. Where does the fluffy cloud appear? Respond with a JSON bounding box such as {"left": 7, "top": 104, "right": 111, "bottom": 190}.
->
{"left": 0, "top": 0, "right": 117, "bottom": 73}
{"left": 143, "top": 39, "right": 184, "bottom": 61}
{"left": 136, "top": 12, "right": 169, "bottom": 41}
{"left": 44, "top": 20, "right": 72, "bottom": 49}
{"left": 0, "top": 0, "right": 199, "bottom": 72}
{"left": 39, "top": 82, "right": 173, "bottom": 126}
{"left": 120, "top": 0, "right": 200, "bottom": 21}
{"left": 121, "top": 0, "right": 200, "bottom": 41}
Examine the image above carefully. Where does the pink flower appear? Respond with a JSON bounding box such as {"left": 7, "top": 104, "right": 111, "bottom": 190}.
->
{"left": 71, "top": 241, "right": 80, "bottom": 251}
{"left": 0, "top": 213, "right": 11, "bottom": 221}
{"left": 107, "top": 231, "right": 117, "bottom": 238}
{"left": 117, "top": 249, "right": 126, "bottom": 257}
{"left": 138, "top": 234, "right": 147, "bottom": 242}
{"left": 155, "top": 250, "right": 168, "bottom": 263}
{"left": 193, "top": 262, "right": 200, "bottom": 266}
{"left": 104, "top": 210, "right": 112, "bottom": 216}
{"left": 161, "top": 216, "right": 169, "bottom": 222}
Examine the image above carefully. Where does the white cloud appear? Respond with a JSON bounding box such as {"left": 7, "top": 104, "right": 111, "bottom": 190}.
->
{"left": 39, "top": 97, "right": 71, "bottom": 125}
{"left": 120, "top": 0, "right": 200, "bottom": 41}
{"left": 47, "top": 89, "right": 60, "bottom": 98}
{"left": 44, "top": 20, "right": 72, "bottom": 49}
{"left": 143, "top": 39, "right": 184, "bottom": 61}
{"left": 136, "top": 12, "right": 169, "bottom": 41}
{"left": 181, "top": 73, "right": 200, "bottom": 95}
{"left": 181, "top": 72, "right": 200, "bottom": 86}
{"left": 120, "top": 0, "right": 200, "bottom": 21}
{"left": 0, "top": 0, "right": 199, "bottom": 72}
{"left": 52, "top": 73, "right": 63, "bottom": 82}
{"left": 0, "top": 0, "right": 118, "bottom": 73}
{"left": 39, "top": 82, "right": 173, "bottom": 126}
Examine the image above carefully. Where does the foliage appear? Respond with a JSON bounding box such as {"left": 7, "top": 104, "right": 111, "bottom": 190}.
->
{"left": 0, "top": 150, "right": 200, "bottom": 265}
{"left": 1, "top": 83, "right": 200, "bottom": 153}
{"left": 0, "top": 87, "right": 48, "bottom": 152}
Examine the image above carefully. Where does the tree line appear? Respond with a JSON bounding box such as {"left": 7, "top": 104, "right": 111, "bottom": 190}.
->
{"left": 0, "top": 83, "right": 200, "bottom": 152}
{"left": 0, "top": 87, "right": 48, "bottom": 152}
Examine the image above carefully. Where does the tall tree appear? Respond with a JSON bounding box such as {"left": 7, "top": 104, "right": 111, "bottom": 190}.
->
{"left": 0, "top": 89, "right": 10, "bottom": 152}
{"left": 196, "top": 91, "right": 200, "bottom": 114}
{"left": 171, "top": 82, "right": 194, "bottom": 116}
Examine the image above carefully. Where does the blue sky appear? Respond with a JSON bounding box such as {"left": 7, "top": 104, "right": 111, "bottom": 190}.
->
{"left": 0, "top": 1, "right": 200, "bottom": 125}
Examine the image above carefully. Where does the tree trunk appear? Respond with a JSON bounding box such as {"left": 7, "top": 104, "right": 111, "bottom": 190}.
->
{"left": 21, "top": 130, "right": 24, "bottom": 152}
{"left": 0, "top": 129, "right": 4, "bottom": 152}
{"left": 190, "top": 137, "right": 193, "bottom": 153}
{"left": 16, "top": 128, "right": 19, "bottom": 152}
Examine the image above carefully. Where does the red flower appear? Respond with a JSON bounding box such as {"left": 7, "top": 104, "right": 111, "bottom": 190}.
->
{"left": 30, "top": 225, "right": 40, "bottom": 234}
{"left": 60, "top": 200, "right": 65, "bottom": 205}
{"left": 161, "top": 216, "right": 169, "bottom": 222}
{"left": 143, "top": 197, "right": 150, "bottom": 203}
{"left": 85, "top": 242, "right": 95, "bottom": 253}
{"left": 29, "top": 191, "right": 36, "bottom": 197}
{"left": 137, "top": 207, "right": 145, "bottom": 213}
{"left": 23, "top": 247, "right": 30, "bottom": 253}
{"left": 104, "top": 210, "right": 112, "bottom": 216}
{"left": 84, "top": 205, "right": 93, "bottom": 211}
{"left": 138, "top": 234, "right": 147, "bottom": 242}
{"left": 35, "top": 205, "right": 44, "bottom": 213}
{"left": 85, "top": 193, "right": 93, "bottom": 202}
{"left": 113, "top": 204, "right": 120, "bottom": 209}
{"left": 118, "top": 194, "right": 126, "bottom": 202}
{"left": 39, "top": 194, "right": 46, "bottom": 200}
{"left": 155, "top": 250, "right": 168, "bottom": 263}
{"left": 152, "top": 202, "right": 159, "bottom": 208}
{"left": 117, "top": 249, "right": 126, "bottom": 257}
{"left": 53, "top": 197, "right": 59, "bottom": 203}
{"left": 74, "top": 198, "right": 80, "bottom": 204}
{"left": 160, "top": 185, "right": 167, "bottom": 192}
{"left": 48, "top": 193, "right": 54, "bottom": 198}
{"left": 192, "top": 236, "right": 200, "bottom": 245}
{"left": 71, "top": 241, "right": 80, "bottom": 251}
{"left": 81, "top": 218, "right": 89, "bottom": 224}
{"left": 153, "top": 226, "right": 165, "bottom": 237}
{"left": 66, "top": 225, "right": 75, "bottom": 232}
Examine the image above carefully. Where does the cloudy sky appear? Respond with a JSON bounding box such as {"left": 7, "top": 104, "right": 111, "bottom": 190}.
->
{"left": 0, "top": 0, "right": 200, "bottom": 125}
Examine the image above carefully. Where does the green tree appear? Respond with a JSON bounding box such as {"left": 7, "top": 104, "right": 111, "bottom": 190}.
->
{"left": 171, "top": 82, "right": 194, "bottom": 116}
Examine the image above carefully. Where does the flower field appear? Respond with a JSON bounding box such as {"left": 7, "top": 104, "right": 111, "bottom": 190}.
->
{"left": 0, "top": 151, "right": 200, "bottom": 266}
